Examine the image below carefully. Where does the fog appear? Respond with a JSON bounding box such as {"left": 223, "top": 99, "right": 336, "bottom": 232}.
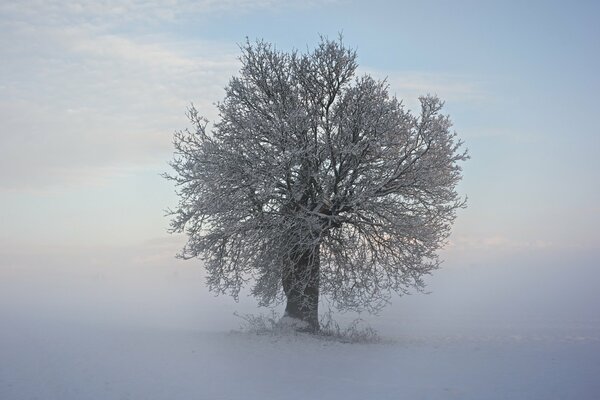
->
{"left": 2, "top": 240, "right": 599, "bottom": 399}
{"left": 2, "top": 239, "right": 598, "bottom": 338}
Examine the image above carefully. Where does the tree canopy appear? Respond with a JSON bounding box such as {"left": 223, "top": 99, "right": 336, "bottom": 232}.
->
{"left": 166, "top": 37, "right": 468, "bottom": 331}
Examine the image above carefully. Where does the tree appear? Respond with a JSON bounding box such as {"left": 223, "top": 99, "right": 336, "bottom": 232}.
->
{"left": 166, "top": 37, "right": 468, "bottom": 332}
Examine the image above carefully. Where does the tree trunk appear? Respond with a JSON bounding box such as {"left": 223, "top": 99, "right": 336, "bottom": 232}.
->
{"left": 282, "top": 244, "right": 320, "bottom": 332}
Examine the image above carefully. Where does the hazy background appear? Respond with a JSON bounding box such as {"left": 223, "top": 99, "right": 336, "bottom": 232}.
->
{"left": 1, "top": 0, "right": 599, "bottom": 338}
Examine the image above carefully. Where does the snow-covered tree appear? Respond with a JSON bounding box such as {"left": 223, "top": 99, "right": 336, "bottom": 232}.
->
{"left": 166, "top": 37, "right": 468, "bottom": 332}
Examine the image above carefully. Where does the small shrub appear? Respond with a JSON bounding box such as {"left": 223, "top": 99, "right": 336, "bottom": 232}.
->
{"left": 318, "top": 310, "right": 380, "bottom": 344}
{"left": 233, "top": 310, "right": 280, "bottom": 335}
{"left": 234, "top": 310, "right": 380, "bottom": 344}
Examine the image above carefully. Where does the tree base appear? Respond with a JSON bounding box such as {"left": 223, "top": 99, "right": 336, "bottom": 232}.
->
{"left": 278, "top": 315, "right": 312, "bottom": 332}
{"left": 283, "top": 300, "right": 319, "bottom": 333}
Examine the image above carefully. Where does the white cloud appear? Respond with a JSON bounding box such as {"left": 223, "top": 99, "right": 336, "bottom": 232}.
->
{"left": 362, "top": 68, "right": 487, "bottom": 111}
{"left": 0, "top": 21, "right": 238, "bottom": 191}
{"left": 0, "top": 0, "right": 331, "bottom": 26}
{"left": 446, "top": 235, "right": 553, "bottom": 252}
{"left": 434, "top": 234, "right": 557, "bottom": 270}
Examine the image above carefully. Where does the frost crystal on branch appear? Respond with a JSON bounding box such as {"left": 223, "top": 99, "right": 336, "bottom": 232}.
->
{"left": 166, "top": 36, "right": 468, "bottom": 331}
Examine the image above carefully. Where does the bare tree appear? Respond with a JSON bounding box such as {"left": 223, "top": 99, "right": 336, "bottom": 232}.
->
{"left": 166, "top": 37, "right": 468, "bottom": 332}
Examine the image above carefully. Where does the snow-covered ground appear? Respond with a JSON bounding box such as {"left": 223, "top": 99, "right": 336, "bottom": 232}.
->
{"left": 1, "top": 246, "right": 599, "bottom": 399}
{"left": 2, "top": 318, "right": 598, "bottom": 400}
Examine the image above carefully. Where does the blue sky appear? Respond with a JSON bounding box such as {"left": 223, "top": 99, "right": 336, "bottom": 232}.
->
{"left": 1, "top": 0, "right": 598, "bottom": 272}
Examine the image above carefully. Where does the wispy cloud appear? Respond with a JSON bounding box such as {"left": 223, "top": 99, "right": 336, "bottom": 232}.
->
{"left": 0, "top": 0, "right": 333, "bottom": 27}
{"left": 0, "top": 22, "right": 238, "bottom": 190}
{"left": 446, "top": 235, "right": 554, "bottom": 252}
{"left": 363, "top": 68, "right": 487, "bottom": 111}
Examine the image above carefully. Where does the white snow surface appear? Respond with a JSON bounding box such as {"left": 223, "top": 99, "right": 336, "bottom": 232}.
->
{"left": 1, "top": 248, "right": 599, "bottom": 399}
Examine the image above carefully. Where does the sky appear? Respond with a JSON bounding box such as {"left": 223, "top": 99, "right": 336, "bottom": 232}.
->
{"left": 1, "top": 0, "right": 599, "bottom": 326}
